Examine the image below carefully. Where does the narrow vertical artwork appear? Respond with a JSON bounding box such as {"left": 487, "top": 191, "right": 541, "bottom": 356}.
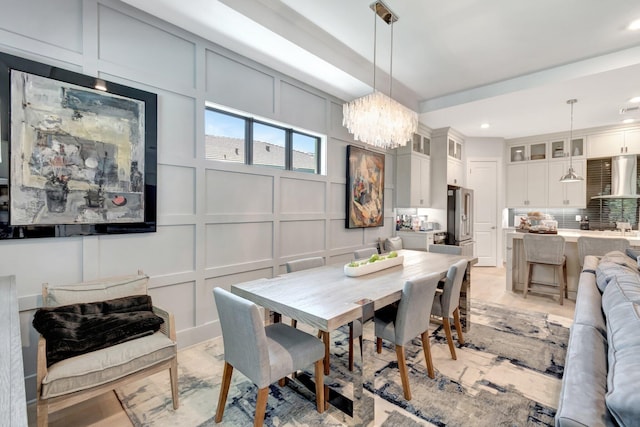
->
{"left": 346, "top": 145, "right": 385, "bottom": 228}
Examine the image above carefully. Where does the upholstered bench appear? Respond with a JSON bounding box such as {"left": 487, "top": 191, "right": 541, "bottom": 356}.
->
{"left": 34, "top": 272, "right": 179, "bottom": 426}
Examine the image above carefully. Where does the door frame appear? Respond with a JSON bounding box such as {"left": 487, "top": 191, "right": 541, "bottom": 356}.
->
{"left": 467, "top": 157, "right": 504, "bottom": 266}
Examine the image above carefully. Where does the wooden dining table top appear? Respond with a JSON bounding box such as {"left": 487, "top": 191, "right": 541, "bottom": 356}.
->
{"left": 231, "top": 249, "right": 476, "bottom": 333}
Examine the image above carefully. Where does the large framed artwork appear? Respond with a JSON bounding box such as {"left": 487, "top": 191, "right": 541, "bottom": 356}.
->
{"left": 0, "top": 51, "right": 157, "bottom": 239}
{"left": 346, "top": 145, "right": 384, "bottom": 228}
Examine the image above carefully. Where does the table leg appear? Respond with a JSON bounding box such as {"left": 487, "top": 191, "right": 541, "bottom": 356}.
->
{"left": 321, "top": 331, "right": 330, "bottom": 375}
{"left": 458, "top": 263, "right": 472, "bottom": 332}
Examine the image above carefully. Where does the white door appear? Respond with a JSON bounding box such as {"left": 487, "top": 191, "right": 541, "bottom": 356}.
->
{"left": 469, "top": 160, "right": 497, "bottom": 266}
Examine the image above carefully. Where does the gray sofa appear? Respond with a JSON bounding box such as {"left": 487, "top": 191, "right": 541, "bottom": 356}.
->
{"left": 556, "top": 251, "right": 640, "bottom": 427}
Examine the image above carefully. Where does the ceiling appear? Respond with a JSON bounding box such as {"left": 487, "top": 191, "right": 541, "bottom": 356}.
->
{"left": 121, "top": 0, "right": 640, "bottom": 139}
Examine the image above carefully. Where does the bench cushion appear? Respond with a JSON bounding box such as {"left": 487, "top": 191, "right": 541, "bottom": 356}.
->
{"left": 42, "top": 331, "right": 175, "bottom": 399}
{"left": 33, "top": 295, "right": 163, "bottom": 365}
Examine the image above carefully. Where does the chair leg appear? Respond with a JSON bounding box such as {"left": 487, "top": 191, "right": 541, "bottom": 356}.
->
{"left": 314, "top": 359, "right": 325, "bottom": 413}
{"left": 420, "top": 330, "right": 435, "bottom": 379}
{"left": 453, "top": 307, "right": 465, "bottom": 345}
{"left": 564, "top": 263, "right": 569, "bottom": 298}
{"left": 376, "top": 337, "right": 382, "bottom": 354}
{"left": 215, "top": 362, "right": 233, "bottom": 423}
{"left": 320, "top": 331, "right": 330, "bottom": 375}
{"left": 558, "top": 264, "right": 565, "bottom": 306}
{"left": 36, "top": 399, "right": 48, "bottom": 427}
{"left": 523, "top": 262, "right": 531, "bottom": 298}
{"left": 348, "top": 322, "right": 354, "bottom": 371}
{"left": 443, "top": 317, "right": 457, "bottom": 360}
{"left": 170, "top": 357, "right": 180, "bottom": 409}
{"left": 254, "top": 387, "right": 269, "bottom": 427}
{"left": 395, "top": 345, "right": 412, "bottom": 400}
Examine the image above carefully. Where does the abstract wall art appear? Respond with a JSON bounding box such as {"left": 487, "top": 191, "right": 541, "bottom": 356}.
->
{"left": 0, "top": 52, "right": 157, "bottom": 239}
{"left": 346, "top": 145, "right": 385, "bottom": 228}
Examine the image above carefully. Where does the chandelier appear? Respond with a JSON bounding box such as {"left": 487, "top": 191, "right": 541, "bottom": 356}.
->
{"left": 559, "top": 99, "right": 584, "bottom": 182}
{"left": 343, "top": 1, "right": 418, "bottom": 149}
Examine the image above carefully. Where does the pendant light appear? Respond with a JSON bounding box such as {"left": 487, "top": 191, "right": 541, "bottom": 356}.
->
{"left": 342, "top": 0, "right": 418, "bottom": 149}
{"left": 560, "top": 99, "right": 584, "bottom": 182}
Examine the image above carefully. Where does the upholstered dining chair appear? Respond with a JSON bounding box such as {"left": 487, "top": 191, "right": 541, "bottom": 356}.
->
{"left": 285, "top": 257, "right": 325, "bottom": 329}
{"left": 523, "top": 234, "right": 568, "bottom": 305}
{"left": 213, "top": 288, "right": 325, "bottom": 426}
{"left": 374, "top": 273, "right": 440, "bottom": 400}
{"left": 430, "top": 259, "right": 468, "bottom": 360}
{"left": 353, "top": 247, "right": 378, "bottom": 260}
{"left": 286, "top": 256, "right": 362, "bottom": 373}
{"left": 428, "top": 244, "right": 462, "bottom": 255}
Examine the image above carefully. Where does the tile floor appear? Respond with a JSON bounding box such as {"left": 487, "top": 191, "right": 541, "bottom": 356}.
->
{"left": 26, "top": 265, "right": 575, "bottom": 427}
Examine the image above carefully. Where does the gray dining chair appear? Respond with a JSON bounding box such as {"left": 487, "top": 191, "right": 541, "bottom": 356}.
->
{"left": 286, "top": 256, "right": 362, "bottom": 373}
{"left": 213, "top": 288, "right": 325, "bottom": 426}
{"left": 431, "top": 259, "right": 468, "bottom": 360}
{"left": 428, "top": 244, "right": 462, "bottom": 255}
{"left": 374, "top": 272, "right": 440, "bottom": 401}
{"left": 353, "top": 247, "right": 378, "bottom": 260}
{"left": 285, "top": 257, "right": 325, "bottom": 329}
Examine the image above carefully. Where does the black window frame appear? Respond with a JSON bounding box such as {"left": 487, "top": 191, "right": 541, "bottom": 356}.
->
{"left": 205, "top": 106, "right": 322, "bottom": 175}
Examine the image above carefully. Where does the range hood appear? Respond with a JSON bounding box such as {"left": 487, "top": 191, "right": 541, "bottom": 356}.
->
{"left": 592, "top": 155, "right": 640, "bottom": 199}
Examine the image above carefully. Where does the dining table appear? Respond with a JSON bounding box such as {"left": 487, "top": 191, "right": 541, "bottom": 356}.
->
{"left": 230, "top": 249, "right": 477, "bottom": 425}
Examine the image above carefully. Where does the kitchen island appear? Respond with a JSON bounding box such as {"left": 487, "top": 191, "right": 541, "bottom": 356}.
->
{"left": 506, "top": 229, "right": 640, "bottom": 298}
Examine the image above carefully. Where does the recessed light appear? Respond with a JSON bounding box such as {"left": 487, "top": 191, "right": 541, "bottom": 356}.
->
{"left": 480, "top": 123, "right": 490, "bottom": 129}
{"left": 629, "top": 19, "right": 640, "bottom": 30}
{"left": 623, "top": 118, "right": 635, "bottom": 124}
{"left": 629, "top": 96, "right": 640, "bottom": 103}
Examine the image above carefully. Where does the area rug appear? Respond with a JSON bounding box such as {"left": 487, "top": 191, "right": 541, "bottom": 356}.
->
{"left": 116, "top": 300, "right": 571, "bottom": 426}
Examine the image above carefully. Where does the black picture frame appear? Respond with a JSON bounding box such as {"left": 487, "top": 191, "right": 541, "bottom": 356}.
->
{"left": 345, "top": 145, "right": 385, "bottom": 229}
{"left": 0, "top": 51, "right": 157, "bottom": 239}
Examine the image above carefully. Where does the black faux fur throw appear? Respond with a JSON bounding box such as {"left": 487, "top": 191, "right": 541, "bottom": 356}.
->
{"left": 33, "top": 295, "right": 164, "bottom": 366}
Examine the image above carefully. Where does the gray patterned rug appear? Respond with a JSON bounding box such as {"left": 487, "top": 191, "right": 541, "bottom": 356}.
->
{"left": 116, "top": 300, "right": 571, "bottom": 426}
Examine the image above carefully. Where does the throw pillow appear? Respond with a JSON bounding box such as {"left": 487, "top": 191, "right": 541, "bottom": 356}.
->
{"left": 33, "top": 295, "right": 164, "bottom": 366}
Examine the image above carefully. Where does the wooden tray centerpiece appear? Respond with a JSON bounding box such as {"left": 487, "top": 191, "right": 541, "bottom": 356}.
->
{"left": 344, "top": 252, "right": 404, "bottom": 277}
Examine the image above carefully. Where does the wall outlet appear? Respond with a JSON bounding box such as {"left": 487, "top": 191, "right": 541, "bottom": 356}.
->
{"left": 575, "top": 215, "right": 581, "bottom": 221}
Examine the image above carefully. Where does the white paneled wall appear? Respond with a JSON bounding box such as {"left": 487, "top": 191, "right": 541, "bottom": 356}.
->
{"left": 0, "top": 0, "right": 397, "bottom": 400}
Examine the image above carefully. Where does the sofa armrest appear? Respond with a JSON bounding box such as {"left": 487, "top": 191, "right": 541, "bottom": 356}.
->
{"left": 153, "top": 305, "right": 176, "bottom": 341}
{"left": 583, "top": 255, "right": 600, "bottom": 273}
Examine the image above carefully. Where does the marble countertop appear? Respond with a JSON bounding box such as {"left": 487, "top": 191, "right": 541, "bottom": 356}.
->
{"left": 507, "top": 229, "right": 640, "bottom": 244}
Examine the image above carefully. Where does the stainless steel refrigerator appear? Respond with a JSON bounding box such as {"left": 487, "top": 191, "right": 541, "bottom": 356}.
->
{"left": 446, "top": 186, "right": 475, "bottom": 256}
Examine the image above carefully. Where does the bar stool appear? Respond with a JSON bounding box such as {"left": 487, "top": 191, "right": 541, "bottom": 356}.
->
{"left": 523, "top": 234, "right": 568, "bottom": 305}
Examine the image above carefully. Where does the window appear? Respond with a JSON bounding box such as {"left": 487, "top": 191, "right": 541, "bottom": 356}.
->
{"left": 205, "top": 105, "right": 322, "bottom": 175}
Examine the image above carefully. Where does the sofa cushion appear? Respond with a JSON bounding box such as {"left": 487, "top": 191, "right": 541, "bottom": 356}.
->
{"left": 573, "top": 274, "right": 607, "bottom": 337}
{"left": 555, "top": 324, "right": 614, "bottom": 427}
{"left": 33, "top": 295, "right": 163, "bottom": 365}
{"left": 625, "top": 247, "right": 640, "bottom": 261}
{"left": 596, "top": 251, "right": 639, "bottom": 293}
{"left": 605, "top": 301, "right": 640, "bottom": 426}
{"left": 602, "top": 274, "right": 640, "bottom": 314}
{"left": 41, "top": 331, "right": 176, "bottom": 399}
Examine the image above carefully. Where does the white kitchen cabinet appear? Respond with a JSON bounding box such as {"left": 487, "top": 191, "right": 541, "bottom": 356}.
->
{"left": 587, "top": 130, "right": 640, "bottom": 157}
{"left": 506, "top": 162, "right": 548, "bottom": 207}
{"left": 396, "top": 231, "right": 434, "bottom": 251}
{"left": 396, "top": 153, "right": 430, "bottom": 207}
{"left": 509, "top": 141, "right": 547, "bottom": 162}
{"left": 548, "top": 159, "right": 586, "bottom": 208}
{"left": 447, "top": 158, "right": 464, "bottom": 186}
{"left": 550, "top": 138, "right": 585, "bottom": 159}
